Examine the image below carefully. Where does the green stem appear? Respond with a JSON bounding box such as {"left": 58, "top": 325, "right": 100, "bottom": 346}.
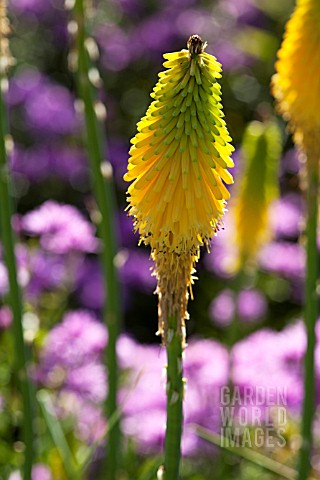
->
{"left": 164, "top": 315, "right": 183, "bottom": 479}
{"left": 37, "top": 390, "right": 79, "bottom": 479}
{"left": 228, "top": 270, "right": 246, "bottom": 384}
{"left": 298, "top": 162, "right": 319, "bottom": 480}
{"left": 0, "top": 84, "right": 34, "bottom": 477}
{"left": 73, "top": 3, "right": 122, "bottom": 479}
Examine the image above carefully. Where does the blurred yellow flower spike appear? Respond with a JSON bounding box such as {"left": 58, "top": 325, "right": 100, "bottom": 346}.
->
{"left": 272, "top": 4, "right": 320, "bottom": 477}
{"left": 0, "top": 0, "right": 14, "bottom": 74}
{"left": 233, "top": 120, "right": 281, "bottom": 269}
{"left": 125, "top": 35, "right": 234, "bottom": 340}
{"left": 272, "top": 0, "right": 320, "bottom": 160}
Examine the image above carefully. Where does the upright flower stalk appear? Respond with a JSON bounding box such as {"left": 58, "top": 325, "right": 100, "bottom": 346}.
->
{"left": 233, "top": 120, "right": 281, "bottom": 270}
{"left": 125, "top": 35, "right": 234, "bottom": 479}
{"left": 272, "top": 1, "right": 320, "bottom": 478}
{"left": 72, "top": 1, "right": 122, "bottom": 478}
{"left": 0, "top": 1, "right": 34, "bottom": 478}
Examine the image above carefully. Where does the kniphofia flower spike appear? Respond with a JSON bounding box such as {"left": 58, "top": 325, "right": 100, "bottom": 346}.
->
{"left": 272, "top": 2, "right": 320, "bottom": 479}
{"left": 272, "top": 0, "right": 320, "bottom": 163}
{"left": 125, "top": 35, "right": 234, "bottom": 342}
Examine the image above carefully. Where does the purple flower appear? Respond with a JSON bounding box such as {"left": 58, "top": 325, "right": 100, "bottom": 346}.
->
{"left": 232, "top": 322, "right": 306, "bottom": 412}
{"left": 119, "top": 249, "right": 156, "bottom": 293}
{"left": 8, "top": 70, "right": 43, "bottom": 107}
{"left": 237, "top": 289, "right": 267, "bottom": 323}
{"left": 209, "top": 289, "right": 235, "bottom": 327}
{"left": 0, "top": 262, "right": 8, "bottom": 296}
{"left": 10, "top": 145, "right": 88, "bottom": 185}
{"left": 117, "top": 211, "right": 138, "bottom": 248}
{"left": 97, "top": 25, "right": 132, "bottom": 72}
{"left": 26, "top": 250, "right": 67, "bottom": 298}
{"left": 24, "top": 81, "right": 77, "bottom": 136}
{"left": 67, "top": 363, "right": 107, "bottom": 403}
{"left": 75, "top": 258, "right": 105, "bottom": 310}
{"left": 119, "top": 336, "right": 229, "bottom": 455}
{"left": 214, "top": 41, "right": 253, "bottom": 71}
{"left": 8, "top": 71, "right": 78, "bottom": 136}
{"left": 22, "top": 201, "right": 98, "bottom": 254}
{"left": 40, "top": 310, "right": 108, "bottom": 369}
{"left": 221, "top": 0, "right": 264, "bottom": 26}
{"left": 108, "top": 139, "right": 130, "bottom": 189}
{"left": 0, "top": 306, "right": 12, "bottom": 329}
{"left": 210, "top": 288, "right": 267, "bottom": 326}
{"left": 259, "top": 241, "right": 305, "bottom": 280}
{"left": 269, "top": 194, "right": 303, "bottom": 239}
{"left": 280, "top": 148, "right": 300, "bottom": 177}
{"left": 9, "top": 0, "right": 53, "bottom": 15}
{"left": 38, "top": 310, "right": 108, "bottom": 404}
{"left": 73, "top": 398, "right": 107, "bottom": 444}
{"left": 36, "top": 311, "right": 109, "bottom": 446}
{"left": 204, "top": 213, "right": 238, "bottom": 279}
{"left": 0, "top": 244, "right": 30, "bottom": 298}
{"left": 8, "top": 464, "right": 52, "bottom": 480}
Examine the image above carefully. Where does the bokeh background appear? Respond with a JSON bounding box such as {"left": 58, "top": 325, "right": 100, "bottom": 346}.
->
{"left": 1, "top": 0, "right": 320, "bottom": 478}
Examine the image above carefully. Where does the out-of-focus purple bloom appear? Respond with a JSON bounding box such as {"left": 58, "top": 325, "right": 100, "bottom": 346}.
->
{"left": 204, "top": 213, "right": 238, "bottom": 279}
{"left": 26, "top": 250, "right": 67, "bottom": 298}
{"left": 37, "top": 312, "right": 108, "bottom": 446}
{"left": 0, "top": 263, "right": 8, "bottom": 296}
{"left": 22, "top": 201, "right": 98, "bottom": 254}
{"left": 232, "top": 321, "right": 306, "bottom": 413}
{"left": 269, "top": 194, "right": 303, "bottom": 239}
{"left": 108, "top": 139, "right": 130, "bottom": 188}
{"left": 75, "top": 249, "right": 155, "bottom": 311}
{"left": 8, "top": 71, "right": 78, "bottom": 136}
{"left": 259, "top": 241, "right": 305, "bottom": 280}
{"left": 11, "top": 145, "right": 88, "bottom": 185}
{"left": 133, "top": 16, "right": 175, "bottom": 55}
{"left": 24, "top": 81, "right": 77, "bottom": 136}
{"left": 67, "top": 363, "right": 107, "bottom": 403}
{"left": 280, "top": 148, "right": 300, "bottom": 176}
{"left": 9, "top": 0, "right": 53, "bottom": 15}
{"left": 0, "top": 244, "right": 72, "bottom": 301}
{"left": 8, "top": 464, "right": 52, "bottom": 480}
{"left": 210, "top": 288, "right": 267, "bottom": 326}
{"left": 0, "top": 306, "right": 12, "bottom": 329}
{"left": 117, "top": 0, "right": 145, "bottom": 16}
{"left": 117, "top": 211, "right": 138, "bottom": 248}
{"left": 119, "top": 336, "right": 229, "bottom": 455}
{"left": 0, "top": 245, "right": 30, "bottom": 298}
{"left": 31, "top": 465, "right": 52, "bottom": 480}
{"left": 8, "top": 70, "right": 42, "bottom": 106}
{"left": 214, "top": 42, "right": 253, "bottom": 71}
{"left": 75, "top": 258, "right": 105, "bottom": 310}
{"left": 38, "top": 310, "right": 107, "bottom": 403}
{"left": 221, "top": 0, "right": 265, "bottom": 26}
{"left": 97, "top": 25, "right": 132, "bottom": 71}
{"left": 119, "top": 249, "right": 156, "bottom": 293}
{"left": 73, "top": 398, "right": 107, "bottom": 444}
{"left": 209, "top": 289, "right": 235, "bottom": 327}
{"left": 237, "top": 289, "right": 267, "bottom": 323}
{"left": 39, "top": 310, "right": 107, "bottom": 369}
{"left": 175, "top": 9, "right": 213, "bottom": 38}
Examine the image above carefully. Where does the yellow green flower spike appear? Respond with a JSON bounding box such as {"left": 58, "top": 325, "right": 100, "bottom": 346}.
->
{"left": 125, "top": 35, "right": 234, "bottom": 478}
{"left": 125, "top": 35, "right": 234, "bottom": 255}
{"left": 272, "top": 3, "right": 320, "bottom": 479}
{"left": 125, "top": 35, "right": 234, "bottom": 340}
{"left": 272, "top": 0, "right": 320, "bottom": 158}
